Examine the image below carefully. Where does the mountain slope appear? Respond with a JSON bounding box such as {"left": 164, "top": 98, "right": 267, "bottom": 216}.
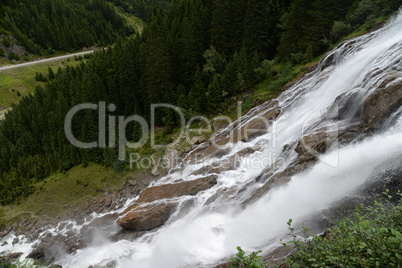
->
{"left": 0, "top": 0, "right": 133, "bottom": 57}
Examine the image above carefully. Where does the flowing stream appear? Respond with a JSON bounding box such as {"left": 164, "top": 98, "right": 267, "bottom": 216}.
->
{"left": 2, "top": 11, "right": 402, "bottom": 268}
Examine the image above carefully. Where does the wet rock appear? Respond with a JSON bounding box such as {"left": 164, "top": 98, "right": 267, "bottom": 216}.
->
{"left": 186, "top": 145, "right": 231, "bottom": 165}
{"left": 12, "top": 237, "right": 19, "bottom": 245}
{"left": 320, "top": 52, "right": 336, "bottom": 70}
{"left": 87, "top": 214, "right": 118, "bottom": 229}
{"left": 117, "top": 176, "right": 218, "bottom": 231}
{"left": 247, "top": 170, "right": 293, "bottom": 205}
{"left": 329, "top": 90, "right": 362, "bottom": 120}
{"left": 27, "top": 243, "right": 46, "bottom": 260}
{"left": 108, "top": 229, "right": 148, "bottom": 242}
{"left": 360, "top": 155, "right": 402, "bottom": 199}
{"left": 363, "top": 78, "right": 402, "bottom": 129}
{"left": 57, "top": 222, "right": 67, "bottom": 231}
{"left": 117, "top": 202, "right": 177, "bottom": 231}
{"left": 40, "top": 232, "right": 53, "bottom": 243}
{"left": 186, "top": 101, "right": 279, "bottom": 163}
{"left": 236, "top": 147, "right": 258, "bottom": 157}
{"left": 233, "top": 101, "right": 280, "bottom": 142}
{"left": 0, "top": 226, "right": 12, "bottom": 239}
{"left": 209, "top": 155, "right": 239, "bottom": 174}
{"left": 4, "top": 252, "right": 23, "bottom": 262}
{"left": 246, "top": 156, "right": 316, "bottom": 206}
{"left": 214, "top": 262, "right": 231, "bottom": 268}
{"left": 193, "top": 147, "right": 259, "bottom": 177}
{"left": 265, "top": 245, "right": 294, "bottom": 268}
{"left": 190, "top": 165, "right": 214, "bottom": 176}
{"left": 1, "top": 241, "right": 8, "bottom": 246}
{"left": 137, "top": 176, "right": 218, "bottom": 203}
{"left": 295, "top": 131, "right": 338, "bottom": 163}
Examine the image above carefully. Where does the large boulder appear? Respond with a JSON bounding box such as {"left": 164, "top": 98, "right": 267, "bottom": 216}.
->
{"left": 295, "top": 131, "right": 338, "bottom": 163}
{"left": 117, "top": 176, "right": 218, "bottom": 231}
{"left": 363, "top": 77, "right": 402, "bottom": 129}
{"left": 117, "top": 202, "right": 177, "bottom": 231}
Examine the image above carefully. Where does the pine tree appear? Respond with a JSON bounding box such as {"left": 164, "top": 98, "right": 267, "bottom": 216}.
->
{"left": 206, "top": 74, "right": 222, "bottom": 112}
{"left": 48, "top": 67, "right": 55, "bottom": 80}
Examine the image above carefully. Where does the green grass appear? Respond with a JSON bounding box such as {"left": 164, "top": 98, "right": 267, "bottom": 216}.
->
{"left": 110, "top": 2, "right": 145, "bottom": 34}
{"left": 0, "top": 57, "right": 87, "bottom": 109}
{"left": 0, "top": 163, "right": 131, "bottom": 226}
{"left": 119, "top": 11, "right": 145, "bottom": 34}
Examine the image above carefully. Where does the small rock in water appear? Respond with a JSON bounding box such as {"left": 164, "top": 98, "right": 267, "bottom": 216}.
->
{"left": 12, "top": 237, "right": 19, "bottom": 245}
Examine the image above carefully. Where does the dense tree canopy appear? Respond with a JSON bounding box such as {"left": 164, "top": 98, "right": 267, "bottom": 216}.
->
{"left": 0, "top": 0, "right": 132, "bottom": 54}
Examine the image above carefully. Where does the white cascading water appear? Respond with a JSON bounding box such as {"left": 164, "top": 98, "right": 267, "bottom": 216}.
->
{"left": 2, "top": 11, "right": 402, "bottom": 268}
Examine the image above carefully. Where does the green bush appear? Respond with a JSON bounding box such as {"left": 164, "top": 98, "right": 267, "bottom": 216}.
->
{"left": 2, "top": 37, "right": 11, "bottom": 48}
{"left": 283, "top": 191, "right": 402, "bottom": 267}
{"left": 8, "top": 52, "right": 20, "bottom": 61}
{"left": 331, "top": 21, "right": 353, "bottom": 42}
{"left": 0, "top": 47, "right": 4, "bottom": 57}
{"left": 255, "top": 60, "right": 276, "bottom": 81}
{"left": 230, "top": 247, "right": 266, "bottom": 268}
{"left": 34, "top": 72, "right": 47, "bottom": 82}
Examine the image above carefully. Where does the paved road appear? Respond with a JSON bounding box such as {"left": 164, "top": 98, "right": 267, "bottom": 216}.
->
{"left": 0, "top": 50, "right": 94, "bottom": 72}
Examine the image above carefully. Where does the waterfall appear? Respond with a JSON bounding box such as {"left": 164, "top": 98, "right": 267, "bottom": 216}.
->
{"left": 2, "top": 11, "right": 402, "bottom": 268}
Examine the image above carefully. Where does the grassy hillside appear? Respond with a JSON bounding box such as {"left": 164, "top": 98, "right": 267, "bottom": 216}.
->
{"left": 0, "top": 163, "right": 131, "bottom": 227}
{"left": 0, "top": 56, "right": 89, "bottom": 109}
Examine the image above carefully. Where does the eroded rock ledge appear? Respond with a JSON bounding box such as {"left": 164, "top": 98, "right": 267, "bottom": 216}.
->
{"left": 117, "top": 176, "right": 218, "bottom": 231}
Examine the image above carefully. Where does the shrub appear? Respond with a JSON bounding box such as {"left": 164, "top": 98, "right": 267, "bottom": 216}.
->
{"left": 2, "top": 37, "right": 11, "bottom": 48}
{"left": 112, "top": 160, "right": 127, "bottom": 171}
{"left": 8, "top": 52, "right": 20, "bottom": 61}
{"left": 255, "top": 60, "right": 276, "bottom": 81}
{"left": 230, "top": 247, "right": 266, "bottom": 268}
{"left": 0, "top": 47, "right": 4, "bottom": 57}
{"left": 35, "top": 72, "right": 47, "bottom": 82}
{"left": 331, "top": 21, "right": 353, "bottom": 42}
{"left": 290, "top": 53, "right": 303, "bottom": 65}
{"left": 283, "top": 191, "right": 402, "bottom": 267}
